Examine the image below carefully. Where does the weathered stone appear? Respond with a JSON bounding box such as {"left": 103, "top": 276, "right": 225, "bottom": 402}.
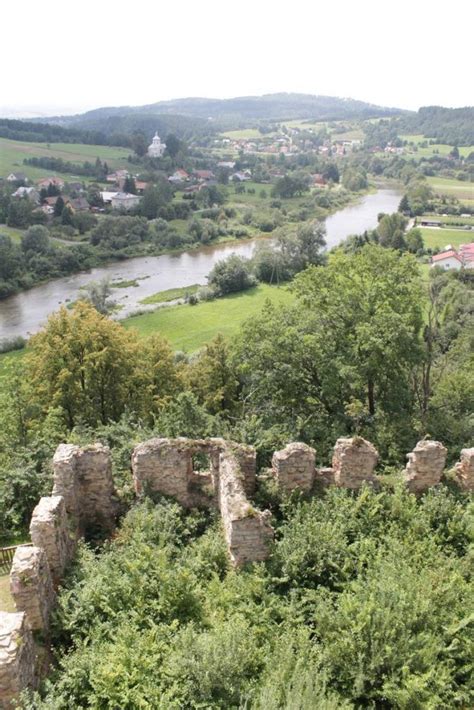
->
{"left": 403, "top": 440, "right": 447, "bottom": 493}
{"left": 131, "top": 437, "right": 232, "bottom": 508}
{"left": 29, "top": 496, "right": 72, "bottom": 584}
{"left": 454, "top": 448, "right": 474, "bottom": 492}
{"left": 315, "top": 467, "right": 336, "bottom": 487}
{"left": 272, "top": 442, "right": 316, "bottom": 492}
{"left": 53, "top": 443, "right": 117, "bottom": 536}
{"left": 218, "top": 446, "right": 273, "bottom": 566}
{"left": 332, "top": 437, "right": 379, "bottom": 488}
{"left": 10, "top": 546, "right": 55, "bottom": 632}
{"left": 0, "top": 612, "right": 36, "bottom": 709}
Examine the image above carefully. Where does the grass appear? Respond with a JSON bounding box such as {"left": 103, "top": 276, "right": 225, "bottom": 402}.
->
{"left": 421, "top": 213, "right": 474, "bottom": 226}
{"left": 426, "top": 176, "right": 474, "bottom": 201}
{"left": 140, "top": 284, "right": 201, "bottom": 305}
{"left": 0, "top": 225, "right": 25, "bottom": 243}
{"left": 0, "top": 575, "right": 14, "bottom": 612}
{"left": 221, "top": 128, "right": 263, "bottom": 140}
{"left": 400, "top": 134, "right": 473, "bottom": 158}
{"left": 124, "top": 283, "right": 294, "bottom": 351}
{"left": 419, "top": 227, "right": 473, "bottom": 250}
{"left": 0, "top": 137, "right": 130, "bottom": 182}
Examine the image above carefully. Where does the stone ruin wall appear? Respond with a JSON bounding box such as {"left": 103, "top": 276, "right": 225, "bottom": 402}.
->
{"left": 1, "top": 435, "right": 473, "bottom": 707}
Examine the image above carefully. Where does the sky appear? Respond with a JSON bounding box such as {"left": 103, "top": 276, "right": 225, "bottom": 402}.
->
{"left": 2, "top": 0, "right": 473, "bottom": 117}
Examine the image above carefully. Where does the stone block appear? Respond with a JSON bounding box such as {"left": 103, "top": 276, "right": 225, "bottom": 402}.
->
{"left": 10, "top": 546, "right": 55, "bottom": 632}
{"left": 454, "top": 448, "right": 474, "bottom": 492}
{"left": 272, "top": 442, "right": 316, "bottom": 492}
{"left": 29, "top": 496, "right": 72, "bottom": 584}
{"left": 0, "top": 612, "right": 36, "bottom": 708}
{"left": 332, "top": 437, "right": 378, "bottom": 488}
{"left": 403, "top": 440, "right": 447, "bottom": 493}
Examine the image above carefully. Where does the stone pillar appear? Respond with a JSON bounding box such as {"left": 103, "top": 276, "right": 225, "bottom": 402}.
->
{"left": 272, "top": 442, "right": 316, "bottom": 492}
{"left": 332, "top": 437, "right": 379, "bottom": 489}
{"left": 131, "top": 438, "right": 193, "bottom": 505}
{"left": 218, "top": 446, "right": 273, "bottom": 566}
{"left": 231, "top": 443, "right": 257, "bottom": 497}
{"left": 403, "top": 440, "right": 447, "bottom": 493}
{"left": 10, "top": 546, "right": 55, "bottom": 632}
{"left": 0, "top": 612, "right": 37, "bottom": 708}
{"left": 454, "top": 448, "right": 474, "bottom": 492}
{"left": 53, "top": 443, "right": 117, "bottom": 536}
{"left": 29, "top": 496, "right": 72, "bottom": 585}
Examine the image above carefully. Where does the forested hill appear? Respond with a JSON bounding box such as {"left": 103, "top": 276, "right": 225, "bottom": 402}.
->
{"left": 397, "top": 106, "right": 474, "bottom": 145}
{"left": 35, "top": 93, "right": 404, "bottom": 134}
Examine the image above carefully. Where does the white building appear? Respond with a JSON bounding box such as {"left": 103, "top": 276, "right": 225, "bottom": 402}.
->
{"left": 147, "top": 132, "right": 166, "bottom": 158}
{"left": 110, "top": 192, "right": 141, "bottom": 211}
{"left": 431, "top": 250, "right": 463, "bottom": 270}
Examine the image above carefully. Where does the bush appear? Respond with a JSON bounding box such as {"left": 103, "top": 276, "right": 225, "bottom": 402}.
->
{"left": 0, "top": 335, "right": 26, "bottom": 354}
{"left": 207, "top": 254, "right": 256, "bottom": 295}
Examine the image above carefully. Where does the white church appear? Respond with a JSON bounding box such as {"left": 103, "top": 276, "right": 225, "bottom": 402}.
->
{"left": 147, "top": 132, "right": 166, "bottom": 158}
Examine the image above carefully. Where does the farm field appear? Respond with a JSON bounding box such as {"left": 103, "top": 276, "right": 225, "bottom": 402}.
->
{"left": 421, "top": 213, "right": 474, "bottom": 226}
{"left": 0, "top": 224, "right": 25, "bottom": 243}
{"left": 0, "top": 137, "right": 130, "bottom": 181}
{"left": 426, "top": 176, "right": 474, "bottom": 201}
{"left": 419, "top": 227, "right": 473, "bottom": 250}
{"left": 400, "top": 134, "right": 473, "bottom": 158}
{"left": 123, "top": 283, "right": 294, "bottom": 351}
{"left": 221, "top": 128, "right": 263, "bottom": 140}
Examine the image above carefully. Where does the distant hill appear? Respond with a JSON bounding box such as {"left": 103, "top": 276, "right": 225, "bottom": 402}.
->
{"left": 34, "top": 93, "right": 405, "bottom": 138}
{"left": 396, "top": 106, "right": 474, "bottom": 146}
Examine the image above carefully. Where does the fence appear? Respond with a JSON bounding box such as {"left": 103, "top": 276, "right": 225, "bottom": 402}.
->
{"left": 0, "top": 544, "right": 32, "bottom": 574}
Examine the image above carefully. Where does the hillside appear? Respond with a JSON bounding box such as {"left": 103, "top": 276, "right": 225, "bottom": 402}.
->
{"left": 36, "top": 93, "right": 405, "bottom": 135}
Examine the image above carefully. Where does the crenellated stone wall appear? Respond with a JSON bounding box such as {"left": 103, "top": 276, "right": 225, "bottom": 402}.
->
{"left": 9, "top": 546, "right": 55, "bottom": 632}
{"left": 52, "top": 443, "right": 117, "bottom": 537}
{"left": 454, "top": 448, "right": 474, "bottom": 492}
{"left": 272, "top": 442, "right": 316, "bottom": 492}
{"left": 1, "top": 434, "right": 472, "bottom": 708}
{"left": 0, "top": 612, "right": 36, "bottom": 709}
{"left": 403, "top": 440, "right": 447, "bottom": 493}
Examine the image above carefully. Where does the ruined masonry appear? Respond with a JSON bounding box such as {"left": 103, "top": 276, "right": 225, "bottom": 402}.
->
{"left": 1, "top": 434, "right": 472, "bottom": 707}
{"left": 0, "top": 612, "right": 36, "bottom": 709}
{"left": 454, "top": 448, "right": 474, "bottom": 491}
{"left": 131, "top": 438, "right": 272, "bottom": 566}
{"left": 403, "top": 439, "right": 447, "bottom": 493}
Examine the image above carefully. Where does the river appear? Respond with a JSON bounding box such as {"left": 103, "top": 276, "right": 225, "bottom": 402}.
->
{"left": 0, "top": 187, "right": 401, "bottom": 339}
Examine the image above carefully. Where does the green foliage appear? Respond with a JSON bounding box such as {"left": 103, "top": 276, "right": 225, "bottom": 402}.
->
{"left": 207, "top": 254, "right": 256, "bottom": 295}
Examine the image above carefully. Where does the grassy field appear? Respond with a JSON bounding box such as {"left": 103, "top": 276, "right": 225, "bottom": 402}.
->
{"left": 420, "top": 227, "right": 473, "bottom": 250}
{"left": 401, "top": 134, "right": 473, "bottom": 158}
{"left": 221, "top": 128, "right": 263, "bottom": 140}
{"left": 0, "top": 575, "right": 14, "bottom": 612}
{"left": 421, "top": 213, "right": 474, "bottom": 226}
{"left": 0, "top": 224, "right": 25, "bottom": 243}
{"left": 426, "top": 176, "right": 474, "bottom": 202}
{"left": 0, "top": 137, "right": 130, "bottom": 182}
{"left": 124, "top": 283, "right": 294, "bottom": 351}
{"left": 141, "top": 284, "right": 200, "bottom": 305}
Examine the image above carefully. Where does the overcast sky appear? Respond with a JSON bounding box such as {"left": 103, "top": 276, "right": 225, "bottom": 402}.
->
{"left": 2, "top": 0, "right": 473, "bottom": 117}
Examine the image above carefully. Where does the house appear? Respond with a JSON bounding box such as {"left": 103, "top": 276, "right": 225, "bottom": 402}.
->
{"left": 459, "top": 243, "right": 474, "bottom": 268}
{"left": 106, "top": 170, "right": 129, "bottom": 184}
{"left": 147, "top": 132, "right": 166, "bottom": 158}
{"left": 311, "top": 173, "right": 326, "bottom": 186}
{"left": 100, "top": 191, "right": 119, "bottom": 205}
{"left": 12, "top": 186, "right": 40, "bottom": 203}
{"left": 66, "top": 181, "right": 84, "bottom": 193}
{"left": 69, "top": 197, "right": 90, "bottom": 212}
{"left": 110, "top": 192, "right": 141, "bottom": 211}
{"left": 431, "top": 250, "right": 463, "bottom": 270}
{"left": 230, "top": 171, "right": 251, "bottom": 182}
{"left": 37, "top": 176, "right": 65, "bottom": 189}
{"left": 43, "top": 195, "right": 70, "bottom": 208}
{"left": 168, "top": 169, "right": 189, "bottom": 184}
{"left": 193, "top": 170, "right": 215, "bottom": 182}
{"left": 217, "top": 161, "right": 236, "bottom": 170}
{"left": 7, "top": 172, "right": 28, "bottom": 183}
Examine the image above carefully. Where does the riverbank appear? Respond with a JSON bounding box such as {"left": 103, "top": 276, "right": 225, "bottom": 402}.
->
{"left": 0, "top": 187, "right": 402, "bottom": 340}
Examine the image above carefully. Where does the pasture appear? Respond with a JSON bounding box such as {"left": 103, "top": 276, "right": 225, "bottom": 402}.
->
{"left": 401, "top": 134, "right": 473, "bottom": 158}
{"left": 426, "top": 176, "right": 474, "bottom": 202}
{"left": 420, "top": 226, "right": 473, "bottom": 250}
{"left": 123, "top": 283, "right": 294, "bottom": 351}
{"left": 0, "top": 137, "right": 130, "bottom": 182}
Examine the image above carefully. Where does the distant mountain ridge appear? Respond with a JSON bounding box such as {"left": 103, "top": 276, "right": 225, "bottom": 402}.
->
{"left": 36, "top": 92, "right": 406, "bottom": 133}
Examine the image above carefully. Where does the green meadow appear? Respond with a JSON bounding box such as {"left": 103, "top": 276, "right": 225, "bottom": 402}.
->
{"left": 401, "top": 134, "right": 473, "bottom": 158}
{"left": 123, "top": 283, "right": 294, "bottom": 351}
{"left": 0, "top": 137, "right": 130, "bottom": 181}
{"left": 420, "top": 226, "right": 473, "bottom": 250}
